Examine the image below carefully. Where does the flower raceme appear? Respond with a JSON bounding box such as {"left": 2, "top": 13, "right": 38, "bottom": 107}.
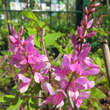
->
{"left": 42, "top": 36, "right": 100, "bottom": 108}
{"left": 8, "top": 27, "right": 50, "bottom": 93}
{"left": 41, "top": 2, "right": 100, "bottom": 109}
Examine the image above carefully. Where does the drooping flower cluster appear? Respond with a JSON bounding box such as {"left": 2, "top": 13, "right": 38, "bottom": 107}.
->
{"left": 8, "top": 27, "right": 50, "bottom": 93}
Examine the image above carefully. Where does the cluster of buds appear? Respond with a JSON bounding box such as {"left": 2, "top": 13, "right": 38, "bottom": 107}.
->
{"left": 78, "top": 2, "right": 100, "bottom": 42}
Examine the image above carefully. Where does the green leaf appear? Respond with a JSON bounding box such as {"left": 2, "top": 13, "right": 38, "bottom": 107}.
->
{"left": 44, "top": 32, "right": 62, "bottom": 46}
{"left": 34, "top": 36, "right": 41, "bottom": 48}
{"left": 0, "top": 96, "right": 5, "bottom": 103}
{"left": 91, "top": 88, "right": 106, "bottom": 99}
{"left": 7, "top": 98, "right": 23, "bottom": 110}
{"left": 0, "top": 94, "right": 15, "bottom": 103}
{"left": 22, "top": 9, "right": 40, "bottom": 28}
{"left": 29, "top": 98, "right": 35, "bottom": 110}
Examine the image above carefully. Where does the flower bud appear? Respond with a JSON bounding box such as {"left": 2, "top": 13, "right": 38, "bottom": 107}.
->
{"left": 84, "top": 15, "right": 88, "bottom": 27}
{"left": 91, "top": 3, "right": 100, "bottom": 8}
{"left": 85, "top": 7, "right": 88, "bottom": 15}
{"left": 87, "top": 31, "right": 96, "bottom": 38}
{"left": 90, "top": 8, "right": 96, "bottom": 14}
{"left": 86, "top": 19, "right": 94, "bottom": 29}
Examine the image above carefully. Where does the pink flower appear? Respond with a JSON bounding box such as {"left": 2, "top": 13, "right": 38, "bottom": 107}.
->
{"left": 87, "top": 19, "right": 94, "bottom": 29}
{"left": 41, "top": 90, "right": 65, "bottom": 108}
{"left": 77, "top": 26, "right": 83, "bottom": 39}
{"left": 91, "top": 3, "right": 100, "bottom": 8}
{"left": 87, "top": 31, "right": 96, "bottom": 38}
{"left": 34, "top": 72, "right": 48, "bottom": 83}
{"left": 85, "top": 7, "right": 88, "bottom": 15}
{"left": 16, "top": 74, "right": 31, "bottom": 93}
{"left": 44, "top": 82, "right": 55, "bottom": 95}
{"left": 68, "top": 105, "right": 73, "bottom": 110}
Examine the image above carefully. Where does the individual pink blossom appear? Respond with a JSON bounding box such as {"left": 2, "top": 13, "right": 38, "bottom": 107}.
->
{"left": 16, "top": 74, "right": 31, "bottom": 93}
{"left": 90, "top": 8, "right": 96, "bottom": 13}
{"left": 77, "top": 26, "right": 83, "bottom": 39}
{"left": 34, "top": 72, "right": 48, "bottom": 83}
{"left": 41, "top": 90, "right": 65, "bottom": 108}
{"left": 86, "top": 19, "right": 94, "bottom": 29}
{"left": 87, "top": 31, "right": 96, "bottom": 38}
{"left": 91, "top": 3, "right": 100, "bottom": 8}
{"left": 84, "top": 15, "right": 88, "bottom": 26}
{"left": 85, "top": 7, "right": 88, "bottom": 15}
{"left": 44, "top": 82, "right": 55, "bottom": 95}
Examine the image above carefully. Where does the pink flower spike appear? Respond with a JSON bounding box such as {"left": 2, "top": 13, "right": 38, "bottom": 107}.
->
{"left": 16, "top": 74, "right": 31, "bottom": 93}
{"left": 44, "top": 82, "right": 55, "bottom": 95}
{"left": 19, "top": 26, "right": 24, "bottom": 38}
{"left": 87, "top": 19, "right": 94, "bottom": 29}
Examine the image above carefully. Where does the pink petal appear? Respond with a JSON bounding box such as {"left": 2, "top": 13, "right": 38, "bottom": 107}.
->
{"left": 19, "top": 26, "right": 24, "bottom": 38}
{"left": 41, "top": 62, "right": 51, "bottom": 74}
{"left": 71, "top": 34, "right": 77, "bottom": 46}
{"left": 78, "top": 91, "right": 90, "bottom": 99}
{"left": 75, "top": 77, "right": 94, "bottom": 89}
{"left": 16, "top": 74, "right": 31, "bottom": 93}
{"left": 62, "top": 55, "right": 71, "bottom": 69}
{"left": 77, "top": 26, "right": 83, "bottom": 38}
{"left": 56, "top": 100, "right": 64, "bottom": 108}
{"left": 8, "top": 35, "right": 17, "bottom": 44}
{"left": 11, "top": 27, "right": 18, "bottom": 39}
{"left": 84, "top": 15, "right": 88, "bottom": 26}
{"left": 85, "top": 7, "right": 88, "bottom": 15}
{"left": 44, "top": 82, "right": 55, "bottom": 95}
{"left": 90, "top": 8, "right": 96, "bottom": 13}
{"left": 75, "top": 99, "right": 82, "bottom": 108}
{"left": 39, "top": 55, "right": 49, "bottom": 62}
{"left": 41, "top": 92, "right": 65, "bottom": 108}
{"left": 68, "top": 105, "right": 72, "bottom": 110}
{"left": 87, "top": 19, "right": 94, "bottom": 29}
{"left": 20, "top": 58, "right": 27, "bottom": 65}
{"left": 19, "top": 82, "right": 30, "bottom": 93}
{"left": 16, "top": 74, "right": 31, "bottom": 83}
{"left": 34, "top": 72, "right": 46, "bottom": 83}
{"left": 70, "top": 62, "right": 80, "bottom": 73}
{"left": 91, "top": 3, "right": 100, "bottom": 8}
{"left": 68, "top": 90, "right": 79, "bottom": 99}
{"left": 81, "top": 67, "right": 100, "bottom": 76}
{"left": 79, "top": 43, "right": 91, "bottom": 61}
